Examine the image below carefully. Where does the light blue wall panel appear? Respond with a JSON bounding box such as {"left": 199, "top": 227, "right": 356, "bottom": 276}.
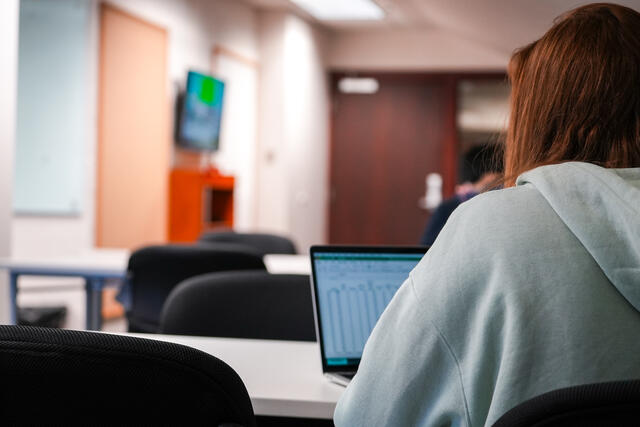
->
{"left": 14, "top": 0, "right": 90, "bottom": 215}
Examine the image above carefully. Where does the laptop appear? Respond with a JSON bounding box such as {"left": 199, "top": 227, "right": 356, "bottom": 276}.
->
{"left": 309, "top": 245, "right": 428, "bottom": 387}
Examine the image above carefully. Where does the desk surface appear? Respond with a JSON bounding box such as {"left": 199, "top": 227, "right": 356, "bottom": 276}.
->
{"left": 128, "top": 333, "right": 344, "bottom": 419}
{"left": 263, "top": 254, "right": 310, "bottom": 275}
{"left": 0, "top": 249, "right": 129, "bottom": 276}
{"left": 0, "top": 251, "right": 310, "bottom": 276}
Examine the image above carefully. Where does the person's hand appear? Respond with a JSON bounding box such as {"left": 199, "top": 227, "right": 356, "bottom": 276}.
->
{"left": 455, "top": 182, "right": 475, "bottom": 196}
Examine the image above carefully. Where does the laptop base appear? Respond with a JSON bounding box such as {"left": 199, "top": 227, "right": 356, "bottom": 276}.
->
{"left": 324, "top": 373, "right": 354, "bottom": 387}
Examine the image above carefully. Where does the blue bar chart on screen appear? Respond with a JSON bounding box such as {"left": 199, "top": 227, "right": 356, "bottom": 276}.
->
{"left": 314, "top": 253, "right": 423, "bottom": 362}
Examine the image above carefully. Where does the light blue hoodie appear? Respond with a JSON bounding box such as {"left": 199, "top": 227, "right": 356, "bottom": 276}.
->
{"left": 334, "top": 162, "right": 640, "bottom": 426}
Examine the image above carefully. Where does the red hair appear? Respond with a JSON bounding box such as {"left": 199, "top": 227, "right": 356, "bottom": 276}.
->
{"left": 504, "top": 3, "right": 640, "bottom": 185}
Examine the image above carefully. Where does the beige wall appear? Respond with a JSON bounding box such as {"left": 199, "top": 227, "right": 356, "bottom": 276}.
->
{"left": 328, "top": 27, "right": 509, "bottom": 71}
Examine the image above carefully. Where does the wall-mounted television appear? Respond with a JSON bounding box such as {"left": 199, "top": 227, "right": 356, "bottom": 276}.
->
{"left": 175, "top": 70, "right": 225, "bottom": 151}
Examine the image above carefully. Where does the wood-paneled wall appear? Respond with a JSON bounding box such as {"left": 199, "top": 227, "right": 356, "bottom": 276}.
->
{"left": 328, "top": 72, "right": 503, "bottom": 245}
{"left": 97, "top": 4, "right": 169, "bottom": 248}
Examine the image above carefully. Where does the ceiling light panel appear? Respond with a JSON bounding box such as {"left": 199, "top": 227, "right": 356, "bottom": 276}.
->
{"left": 338, "top": 77, "right": 379, "bottom": 94}
{"left": 290, "top": 0, "right": 384, "bottom": 21}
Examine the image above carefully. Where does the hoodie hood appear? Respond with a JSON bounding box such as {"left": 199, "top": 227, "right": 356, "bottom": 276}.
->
{"left": 517, "top": 162, "right": 640, "bottom": 312}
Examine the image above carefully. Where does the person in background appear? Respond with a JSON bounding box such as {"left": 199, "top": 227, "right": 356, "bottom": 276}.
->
{"left": 335, "top": 3, "right": 640, "bottom": 426}
{"left": 420, "top": 143, "right": 503, "bottom": 246}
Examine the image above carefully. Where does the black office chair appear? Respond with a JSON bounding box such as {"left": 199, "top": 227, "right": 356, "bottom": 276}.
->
{"left": 492, "top": 379, "right": 640, "bottom": 427}
{"left": 0, "top": 325, "right": 256, "bottom": 426}
{"left": 159, "top": 271, "right": 316, "bottom": 341}
{"left": 198, "top": 230, "right": 297, "bottom": 256}
{"left": 127, "top": 244, "right": 266, "bottom": 333}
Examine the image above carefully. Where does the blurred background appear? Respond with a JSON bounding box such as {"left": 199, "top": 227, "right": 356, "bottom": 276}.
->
{"left": 2, "top": 0, "right": 629, "bottom": 328}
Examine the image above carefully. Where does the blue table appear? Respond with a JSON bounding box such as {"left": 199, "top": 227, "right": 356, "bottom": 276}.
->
{"left": 0, "top": 253, "right": 128, "bottom": 330}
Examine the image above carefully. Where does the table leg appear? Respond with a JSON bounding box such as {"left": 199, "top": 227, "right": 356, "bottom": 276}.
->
{"left": 85, "top": 278, "right": 104, "bottom": 331}
{"left": 9, "top": 273, "right": 18, "bottom": 325}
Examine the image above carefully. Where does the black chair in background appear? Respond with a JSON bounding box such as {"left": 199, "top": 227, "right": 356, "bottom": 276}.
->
{"left": 492, "top": 379, "right": 640, "bottom": 427}
{"left": 160, "top": 271, "right": 316, "bottom": 342}
{"left": 126, "top": 244, "right": 266, "bottom": 333}
{"left": 0, "top": 325, "right": 256, "bottom": 426}
{"left": 199, "top": 230, "right": 297, "bottom": 256}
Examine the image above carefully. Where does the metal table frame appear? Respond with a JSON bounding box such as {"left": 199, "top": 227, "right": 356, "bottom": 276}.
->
{"left": 7, "top": 265, "right": 126, "bottom": 330}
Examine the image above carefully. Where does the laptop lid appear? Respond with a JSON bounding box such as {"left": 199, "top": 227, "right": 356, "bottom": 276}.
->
{"left": 310, "top": 245, "right": 428, "bottom": 374}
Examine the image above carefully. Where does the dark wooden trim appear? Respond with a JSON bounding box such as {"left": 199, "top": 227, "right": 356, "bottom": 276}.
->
{"left": 211, "top": 44, "right": 259, "bottom": 70}
{"left": 325, "top": 71, "right": 336, "bottom": 243}
{"left": 328, "top": 71, "right": 508, "bottom": 197}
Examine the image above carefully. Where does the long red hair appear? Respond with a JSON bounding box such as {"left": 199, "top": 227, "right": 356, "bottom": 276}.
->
{"left": 504, "top": 3, "right": 640, "bottom": 185}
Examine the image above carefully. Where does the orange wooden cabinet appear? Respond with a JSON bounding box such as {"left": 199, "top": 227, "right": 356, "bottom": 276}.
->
{"left": 168, "top": 168, "right": 234, "bottom": 242}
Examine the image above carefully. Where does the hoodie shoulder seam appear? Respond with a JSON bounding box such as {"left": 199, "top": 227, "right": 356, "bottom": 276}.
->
{"left": 409, "top": 274, "right": 473, "bottom": 427}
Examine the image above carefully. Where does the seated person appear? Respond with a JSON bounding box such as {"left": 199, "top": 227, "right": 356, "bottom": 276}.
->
{"left": 420, "top": 143, "right": 503, "bottom": 246}
{"left": 335, "top": 3, "right": 640, "bottom": 426}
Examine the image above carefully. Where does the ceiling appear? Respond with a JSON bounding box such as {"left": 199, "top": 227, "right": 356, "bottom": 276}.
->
{"left": 244, "top": 0, "right": 640, "bottom": 54}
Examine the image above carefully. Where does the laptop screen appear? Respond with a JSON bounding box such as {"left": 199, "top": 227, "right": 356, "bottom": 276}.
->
{"left": 310, "top": 246, "right": 427, "bottom": 372}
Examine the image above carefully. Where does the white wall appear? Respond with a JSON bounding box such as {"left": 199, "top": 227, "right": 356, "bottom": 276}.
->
{"left": 12, "top": 0, "right": 261, "bottom": 259}
{"left": 105, "top": 0, "right": 260, "bottom": 83}
{"left": 12, "top": 0, "right": 95, "bottom": 260}
{"left": 328, "top": 27, "right": 509, "bottom": 71}
{"left": 0, "top": 0, "right": 19, "bottom": 323}
{"left": 10, "top": 0, "right": 261, "bottom": 329}
{"left": 256, "top": 12, "right": 289, "bottom": 235}
{"left": 283, "top": 16, "right": 329, "bottom": 252}
{"left": 214, "top": 54, "right": 259, "bottom": 230}
{"left": 256, "top": 11, "right": 330, "bottom": 252}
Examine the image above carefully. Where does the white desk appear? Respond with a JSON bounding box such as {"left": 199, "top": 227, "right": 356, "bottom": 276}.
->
{"left": 263, "top": 254, "right": 310, "bottom": 275}
{"left": 0, "top": 252, "right": 311, "bottom": 330}
{"left": 128, "top": 333, "right": 344, "bottom": 419}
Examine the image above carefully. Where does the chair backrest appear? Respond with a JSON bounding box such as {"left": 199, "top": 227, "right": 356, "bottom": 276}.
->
{"left": 160, "top": 271, "right": 316, "bottom": 341}
{"left": 492, "top": 379, "right": 640, "bottom": 427}
{"left": 199, "top": 231, "right": 297, "bottom": 256}
{"left": 0, "top": 325, "right": 256, "bottom": 426}
{"left": 127, "top": 244, "right": 266, "bottom": 333}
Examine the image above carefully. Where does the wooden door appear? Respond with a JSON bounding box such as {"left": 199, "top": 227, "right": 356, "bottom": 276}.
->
{"left": 97, "top": 4, "right": 169, "bottom": 248}
{"left": 329, "top": 74, "right": 457, "bottom": 245}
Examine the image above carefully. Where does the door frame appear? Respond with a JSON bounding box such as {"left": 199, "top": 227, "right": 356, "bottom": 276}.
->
{"left": 326, "top": 71, "right": 506, "bottom": 243}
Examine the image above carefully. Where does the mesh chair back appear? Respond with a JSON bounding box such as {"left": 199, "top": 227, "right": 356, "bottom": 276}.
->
{"left": 492, "top": 379, "right": 640, "bottom": 427}
{"left": 199, "top": 231, "right": 297, "bottom": 256}
{"left": 160, "top": 271, "right": 316, "bottom": 341}
{"left": 127, "top": 244, "right": 266, "bottom": 333}
{"left": 0, "top": 325, "right": 256, "bottom": 426}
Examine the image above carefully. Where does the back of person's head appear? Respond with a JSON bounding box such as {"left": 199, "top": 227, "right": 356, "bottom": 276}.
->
{"left": 460, "top": 143, "right": 504, "bottom": 184}
{"left": 505, "top": 3, "right": 640, "bottom": 185}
